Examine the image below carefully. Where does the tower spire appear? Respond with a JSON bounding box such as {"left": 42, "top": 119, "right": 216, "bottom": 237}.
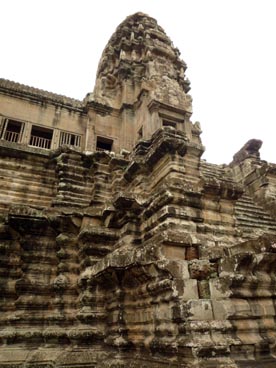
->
{"left": 92, "top": 12, "right": 191, "bottom": 112}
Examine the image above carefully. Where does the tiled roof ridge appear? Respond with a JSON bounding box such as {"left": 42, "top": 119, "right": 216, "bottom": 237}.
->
{"left": 0, "top": 78, "right": 83, "bottom": 108}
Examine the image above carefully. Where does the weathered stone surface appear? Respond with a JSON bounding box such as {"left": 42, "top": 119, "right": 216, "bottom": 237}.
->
{"left": 1, "top": 11, "right": 276, "bottom": 368}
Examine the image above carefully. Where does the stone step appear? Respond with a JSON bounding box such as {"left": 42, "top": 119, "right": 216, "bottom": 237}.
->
{"left": 0, "top": 167, "right": 56, "bottom": 182}
{"left": 235, "top": 194, "right": 276, "bottom": 232}
{"left": 237, "top": 218, "right": 276, "bottom": 230}
{"left": 57, "top": 172, "right": 92, "bottom": 182}
{"left": 235, "top": 204, "right": 273, "bottom": 218}
{"left": 0, "top": 192, "right": 53, "bottom": 207}
{"left": 55, "top": 192, "right": 91, "bottom": 203}
{"left": 0, "top": 158, "right": 55, "bottom": 170}
{"left": 57, "top": 183, "right": 92, "bottom": 196}
{"left": 0, "top": 180, "right": 55, "bottom": 195}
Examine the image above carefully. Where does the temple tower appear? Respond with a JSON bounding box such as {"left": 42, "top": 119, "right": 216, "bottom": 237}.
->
{"left": 85, "top": 12, "right": 203, "bottom": 155}
{"left": 1, "top": 11, "right": 276, "bottom": 368}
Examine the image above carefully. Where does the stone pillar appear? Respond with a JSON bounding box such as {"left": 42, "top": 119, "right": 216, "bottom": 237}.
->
{"left": 20, "top": 121, "right": 32, "bottom": 145}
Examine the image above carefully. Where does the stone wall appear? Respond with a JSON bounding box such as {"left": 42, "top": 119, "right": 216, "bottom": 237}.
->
{"left": 0, "top": 127, "right": 276, "bottom": 367}
{"left": 0, "top": 142, "right": 57, "bottom": 213}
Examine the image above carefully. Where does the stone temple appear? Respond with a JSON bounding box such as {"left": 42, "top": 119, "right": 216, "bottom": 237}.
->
{"left": 0, "top": 12, "right": 276, "bottom": 368}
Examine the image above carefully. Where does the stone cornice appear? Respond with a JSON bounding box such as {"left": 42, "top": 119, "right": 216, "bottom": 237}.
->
{"left": 0, "top": 78, "right": 84, "bottom": 112}
{"left": 147, "top": 99, "right": 187, "bottom": 116}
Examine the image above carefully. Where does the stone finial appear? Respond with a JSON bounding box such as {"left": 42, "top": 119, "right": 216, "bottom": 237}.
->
{"left": 232, "top": 139, "right": 263, "bottom": 164}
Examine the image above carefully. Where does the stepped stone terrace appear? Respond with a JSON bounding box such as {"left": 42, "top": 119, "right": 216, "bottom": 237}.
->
{"left": 0, "top": 12, "right": 276, "bottom": 368}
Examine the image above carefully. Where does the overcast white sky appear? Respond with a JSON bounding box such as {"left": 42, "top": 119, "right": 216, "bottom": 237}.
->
{"left": 1, "top": 0, "right": 275, "bottom": 164}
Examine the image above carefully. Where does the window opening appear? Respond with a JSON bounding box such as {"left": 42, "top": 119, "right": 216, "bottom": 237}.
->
{"left": 59, "top": 131, "right": 81, "bottom": 147}
{"left": 1, "top": 119, "right": 24, "bottom": 143}
{"left": 163, "top": 120, "right": 176, "bottom": 128}
{"left": 96, "top": 136, "right": 113, "bottom": 151}
{"left": 29, "top": 125, "right": 53, "bottom": 149}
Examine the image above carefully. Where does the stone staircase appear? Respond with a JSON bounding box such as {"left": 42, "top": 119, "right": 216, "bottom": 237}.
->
{"left": 200, "top": 160, "right": 229, "bottom": 181}
{"left": 52, "top": 151, "right": 93, "bottom": 208}
{"left": 201, "top": 161, "right": 276, "bottom": 236}
{"left": 235, "top": 194, "right": 276, "bottom": 235}
{"left": 0, "top": 154, "right": 56, "bottom": 212}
